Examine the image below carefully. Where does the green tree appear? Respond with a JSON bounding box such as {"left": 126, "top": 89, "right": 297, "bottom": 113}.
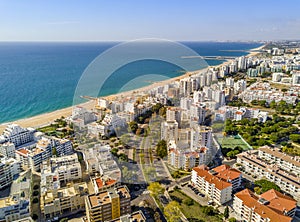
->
{"left": 269, "top": 100, "right": 276, "bottom": 109}
{"left": 183, "top": 198, "right": 194, "bottom": 206}
{"left": 156, "top": 140, "right": 168, "bottom": 159}
{"left": 128, "top": 121, "right": 138, "bottom": 134}
{"left": 164, "top": 201, "right": 181, "bottom": 222}
{"left": 224, "top": 206, "right": 229, "bottom": 219}
{"left": 254, "top": 179, "right": 281, "bottom": 193}
{"left": 228, "top": 218, "right": 237, "bottom": 222}
{"left": 202, "top": 206, "right": 215, "bottom": 216}
{"left": 148, "top": 182, "right": 165, "bottom": 196}
{"left": 111, "top": 148, "right": 119, "bottom": 157}
{"left": 290, "top": 134, "right": 300, "bottom": 143}
{"left": 254, "top": 186, "right": 262, "bottom": 194}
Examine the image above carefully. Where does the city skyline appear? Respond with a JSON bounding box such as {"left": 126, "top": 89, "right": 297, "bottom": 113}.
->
{"left": 1, "top": 0, "right": 300, "bottom": 41}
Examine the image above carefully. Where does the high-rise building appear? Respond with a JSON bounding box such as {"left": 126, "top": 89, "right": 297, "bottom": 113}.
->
{"left": 0, "top": 124, "right": 35, "bottom": 147}
{"left": 0, "top": 142, "right": 16, "bottom": 158}
{"left": 191, "top": 166, "right": 233, "bottom": 205}
{"left": 161, "top": 121, "right": 179, "bottom": 142}
{"left": 292, "top": 73, "right": 300, "bottom": 85}
{"left": 0, "top": 158, "right": 21, "bottom": 189}
{"left": 190, "top": 126, "right": 212, "bottom": 151}
{"left": 85, "top": 186, "right": 131, "bottom": 222}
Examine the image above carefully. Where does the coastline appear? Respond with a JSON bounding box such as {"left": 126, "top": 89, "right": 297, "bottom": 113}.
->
{"left": 0, "top": 43, "right": 265, "bottom": 133}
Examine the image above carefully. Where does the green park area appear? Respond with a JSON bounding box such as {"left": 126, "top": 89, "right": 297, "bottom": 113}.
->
{"left": 169, "top": 189, "right": 223, "bottom": 222}
{"left": 217, "top": 135, "right": 251, "bottom": 151}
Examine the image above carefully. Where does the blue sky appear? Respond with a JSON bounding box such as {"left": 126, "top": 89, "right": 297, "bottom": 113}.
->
{"left": 1, "top": 0, "right": 300, "bottom": 41}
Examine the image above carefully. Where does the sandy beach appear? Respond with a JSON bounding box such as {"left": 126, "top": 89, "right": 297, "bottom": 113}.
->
{"left": 0, "top": 44, "right": 265, "bottom": 133}
{"left": 0, "top": 101, "right": 94, "bottom": 133}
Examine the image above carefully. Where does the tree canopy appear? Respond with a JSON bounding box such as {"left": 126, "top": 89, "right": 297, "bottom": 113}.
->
{"left": 164, "top": 201, "right": 181, "bottom": 222}
{"left": 156, "top": 140, "right": 168, "bottom": 159}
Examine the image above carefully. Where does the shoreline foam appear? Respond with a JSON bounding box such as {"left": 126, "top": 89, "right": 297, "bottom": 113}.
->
{"left": 0, "top": 44, "right": 265, "bottom": 133}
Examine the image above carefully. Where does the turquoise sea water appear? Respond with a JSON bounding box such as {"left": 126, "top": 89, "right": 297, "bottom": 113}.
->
{"left": 0, "top": 42, "right": 262, "bottom": 123}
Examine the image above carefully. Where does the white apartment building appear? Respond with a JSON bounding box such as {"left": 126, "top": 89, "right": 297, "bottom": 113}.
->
{"left": 161, "top": 120, "right": 179, "bottom": 142}
{"left": 15, "top": 138, "right": 52, "bottom": 172}
{"left": 0, "top": 142, "right": 16, "bottom": 158}
{"left": 292, "top": 73, "right": 300, "bottom": 85}
{"left": 191, "top": 166, "right": 232, "bottom": 205}
{"left": 190, "top": 126, "right": 212, "bottom": 151}
{"left": 258, "top": 146, "right": 300, "bottom": 176}
{"left": 168, "top": 147, "right": 210, "bottom": 170}
{"left": 272, "top": 72, "right": 284, "bottom": 82}
{"left": 0, "top": 158, "right": 21, "bottom": 189}
{"left": 233, "top": 189, "right": 296, "bottom": 222}
{"left": 42, "top": 153, "right": 82, "bottom": 185}
{"left": 190, "top": 103, "right": 206, "bottom": 124}
{"left": 0, "top": 124, "right": 35, "bottom": 147}
{"left": 41, "top": 182, "right": 88, "bottom": 219}
{"left": 50, "top": 138, "right": 73, "bottom": 156}
{"left": 212, "top": 164, "right": 242, "bottom": 191}
{"left": 0, "top": 173, "right": 31, "bottom": 222}
{"left": 237, "top": 150, "right": 300, "bottom": 200}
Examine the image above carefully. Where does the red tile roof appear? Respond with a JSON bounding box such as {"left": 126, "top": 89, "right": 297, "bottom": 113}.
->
{"left": 260, "top": 189, "right": 296, "bottom": 214}
{"left": 213, "top": 164, "right": 242, "bottom": 181}
{"left": 235, "top": 189, "right": 293, "bottom": 222}
{"left": 193, "top": 167, "right": 232, "bottom": 190}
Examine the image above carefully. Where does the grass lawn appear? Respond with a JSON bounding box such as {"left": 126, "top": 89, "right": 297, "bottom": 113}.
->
{"left": 37, "top": 125, "right": 57, "bottom": 133}
{"left": 169, "top": 189, "right": 223, "bottom": 222}
{"left": 217, "top": 135, "right": 251, "bottom": 150}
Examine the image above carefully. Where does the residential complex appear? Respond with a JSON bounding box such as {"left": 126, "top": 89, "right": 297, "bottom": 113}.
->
{"left": 233, "top": 189, "right": 296, "bottom": 222}
{"left": 0, "top": 124, "right": 35, "bottom": 147}
{"left": 0, "top": 173, "right": 31, "bottom": 222}
{"left": 41, "top": 182, "right": 88, "bottom": 219}
{"left": 236, "top": 148, "right": 300, "bottom": 200}
{"left": 191, "top": 165, "right": 242, "bottom": 205}
{"left": 85, "top": 186, "right": 131, "bottom": 222}
{"left": 0, "top": 157, "right": 21, "bottom": 189}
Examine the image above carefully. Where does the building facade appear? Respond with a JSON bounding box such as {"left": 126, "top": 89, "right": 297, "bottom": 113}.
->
{"left": 85, "top": 186, "right": 131, "bottom": 222}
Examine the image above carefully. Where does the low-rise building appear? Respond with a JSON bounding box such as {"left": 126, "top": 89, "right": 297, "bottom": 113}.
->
{"left": 92, "top": 176, "right": 118, "bottom": 193}
{"left": 108, "top": 211, "right": 146, "bottom": 222}
{"left": 85, "top": 185, "right": 131, "bottom": 222}
{"left": 41, "top": 182, "right": 88, "bottom": 219}
{"left": 237, "top": 150, "right": 300, "bottom": 200}
{"left": 233, "top": 189, "right": 296, "bottom": 222}
{"left": 40, "top": 153, "right": 82, "bottom": 194}
{"left": 258, "top": 146, "right": 300, "bottom": 176}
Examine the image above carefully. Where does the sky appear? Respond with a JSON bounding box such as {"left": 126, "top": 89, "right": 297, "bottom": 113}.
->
{"left": 0, "top": 0, "right": 300, "bottom": 41}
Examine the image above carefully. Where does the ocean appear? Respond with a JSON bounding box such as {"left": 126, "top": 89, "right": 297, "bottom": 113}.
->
{"left": 0, "top": 41, "right": 262, "bottom": 123}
